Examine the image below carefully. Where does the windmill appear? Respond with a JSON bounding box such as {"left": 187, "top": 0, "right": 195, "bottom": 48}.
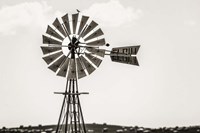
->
{"left": 41, "top": 11, "right": 140, "bottom": 133}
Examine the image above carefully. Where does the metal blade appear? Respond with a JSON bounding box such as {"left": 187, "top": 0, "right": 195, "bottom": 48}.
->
{"left": 57, "top": 58, "right": 70, "bottom": 77}
{"left": 62, "top": 14, "right": 71, "bottom": 35}
{"left": 53, "top": 18, "right": 66, "bottom": 37}
{"left": 80, "top": 56, "right": 95, "bottom": 75}
{"left": 67, "top": 59, "right": 76, "bottom": 79}
{"left": 48, "top": 55, "right": 66, "bottom": 72}
{"left": 110, "top": 56, "right": 139, "bottom": 66}
{"left": 111, "top": 45, "right": 140, "bottom": 55}
{"left": 76, "top": 58, "right": 87, "bottom": 79}
{"left": 86, "top": 47, "right": 105, "bottom": 57}
{"left": 43, "top": 35, "right": 62, "bottom": 45}
{"left": 84, "top": 28, "right": 104, "bottom": 41}
{"left": 77, "top": 15, "right": 89, "bottom": 35}
{"left": 86, "top": 38, "right": 105, "bottom": 46}
{"left": 41, "top": 46, "right": 61, "bottom": 55}
{"left": 81, "top": 20, "right": 98, "bottom": 38}
{"left": 85, "top": 53, "right": 102, "bottom": 67}
{"left": 46, "top": 25, "right": 64, "bottom": 41}
{"left": 72, "top": 13, "right": 79, "bottom": 34}
{"left": 42, "top": 51, "right": 63, "bottom": 65}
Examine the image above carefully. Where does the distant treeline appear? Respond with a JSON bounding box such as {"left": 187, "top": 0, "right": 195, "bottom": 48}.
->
{"left": 1, "top": 123, "right": 200, "bottom": 133}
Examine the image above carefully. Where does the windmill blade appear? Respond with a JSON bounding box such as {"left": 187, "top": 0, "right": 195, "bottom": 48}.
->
{"left": 43, "top": 35, "right": 62, "bottom": 45}
{"left": 42, "top": 51, "right": 63, "bottom": 65}
{"left": 41, "top": 46, "right": 61, "bottom": 55}
{"left": 77, "top": 15, "right": 89, "bottom": 35}
{"left": 110, "top": 55, "right": 139, "bottom": 66}
{"left": 84, "top": 28, "right": 104, "bottom": 41}
{"left": 62, "top": 14, "right": 71, "bottom": 35}
{"left": 46, "top": 25, "right": 64, "bottom": 41}
{"left": 86, "top": 38, "right": 105, "bottom": 46}
{"left": 80, "top": 56, "right": 95, "bottom": 75}
{"left": 53, "top": 18, "right": 67, "bottom": 37}
{"left": 81, "top": 21, "right": 98, "bottom": 38}
{"left": 67, "top": 59, "right": 76, "bottom": 79}
{"left": 85, "top": 53, "right": 102, "bottom": 67}
{"left": 48, "top": 55, "right": 66, "bottom": 72}
{"left": 76, "top": 58, "right": 87, "bottom": 79}
{"left": 111, "top": 45, "right": 140, "bottom": 55}
{"left": 57, "top": 58, "right": 70, "bottom": 77}
{"left": 86, "top": 47, "right": 105, "bottom": 58}
{"left": 72, "top": 13, "right": 79, "bottom": 34}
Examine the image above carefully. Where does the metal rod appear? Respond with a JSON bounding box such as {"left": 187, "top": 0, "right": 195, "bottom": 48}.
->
{"left": 56, "top": 80, "right": 69, "bottom": 133}
{"left": 62, "top": 23, "right": 72, "bottom": 43}
{"left": 60, "top": 108, "right": 67, "bottom": 132}
{"left": 70, "top": 114, "right": 74, "bottom": 133}
{"left": 75, "top": 79, "right": 87, "bottom": 133}
{"left": 75, "top": 24, "right": 88, "bottom": 44}
{"left": 68, "top": 97, "right": 73, "bottom": 133}
{"left": 77, "top": 93, "right": 87, "bottom": 133}
{"left": 54, "top": 92, "right": 89, "bottom": 95}
{"left": 75, "top": 80, "right": 81, "bottom": 132}
{"left": 75, "top": 50, "right": 87, "bottom": 70}
{"left": 78, "top": 44, "right": 99, "bottom": 49}
{"left": 72, "top": 79, "right": 78, "bottom": 133}
{"left": 64, "top": 79, "right": 72, "bottom": 133}
{"left": 48, "top": 44, "right": 69, "bottom": 47}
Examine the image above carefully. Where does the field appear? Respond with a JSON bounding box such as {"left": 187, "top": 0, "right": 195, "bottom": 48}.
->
{"left": 1, "top": 123, "right": 200, "bottom": 133}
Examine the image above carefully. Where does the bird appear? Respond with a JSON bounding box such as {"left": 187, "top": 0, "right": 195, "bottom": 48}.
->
{"left": 76, "top": 9, "right": 80, "bottom": 13}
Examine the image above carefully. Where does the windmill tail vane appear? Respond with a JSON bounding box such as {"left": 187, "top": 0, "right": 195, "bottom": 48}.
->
{"left": 109, "top": 45, "right": 140, "bottom": 65}
{"left": 41, "top": 11, "right": 140, "bottom": 133}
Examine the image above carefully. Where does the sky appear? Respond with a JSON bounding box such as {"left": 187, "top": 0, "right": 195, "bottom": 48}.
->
{"left": 0, "top": 0, "right": 200, "bottom": 128}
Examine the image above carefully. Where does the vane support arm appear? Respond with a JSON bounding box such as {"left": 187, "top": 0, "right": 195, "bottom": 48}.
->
{"left": 54, "top": 92, "right": 89, "bottom": 95}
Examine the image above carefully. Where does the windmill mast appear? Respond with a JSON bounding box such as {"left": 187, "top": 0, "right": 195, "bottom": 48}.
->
{"left": 55, "top": 37, "right": 88, "bottom": 133}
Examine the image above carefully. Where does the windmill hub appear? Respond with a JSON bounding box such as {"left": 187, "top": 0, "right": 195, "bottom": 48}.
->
{"left": 68, "top": 36, "right": 80, "bottom": 50}
{"left": 61, "top": 35, "right": 85, "bottom": 57}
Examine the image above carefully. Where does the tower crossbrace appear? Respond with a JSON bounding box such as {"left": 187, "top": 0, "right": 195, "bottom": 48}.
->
{"left": 55, "top": 79, "right": 87, "bottom": 133}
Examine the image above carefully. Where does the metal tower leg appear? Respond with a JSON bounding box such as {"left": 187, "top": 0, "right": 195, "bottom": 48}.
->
{"left": 55, "top": 79, "right": 87, "bottom": 133}
{"left": 56, "top": 80, "right": 69, "bottom": 133}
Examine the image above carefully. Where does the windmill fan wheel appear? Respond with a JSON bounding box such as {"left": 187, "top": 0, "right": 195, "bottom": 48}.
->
{"left": 41, "top": 13, "right": 106, "bottom": 79}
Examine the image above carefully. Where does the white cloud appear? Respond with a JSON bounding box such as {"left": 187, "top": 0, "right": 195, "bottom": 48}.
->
{"left": 0, "top": 0, "right": 143, "bottom": 35}
{"left": 0, "top": 1, "right": 61, "bottom": 35}
{"left": 83, "top": 0, "right": 143, "bottom": 27}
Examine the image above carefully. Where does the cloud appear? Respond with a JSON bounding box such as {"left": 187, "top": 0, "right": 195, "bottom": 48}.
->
{"left": 0, "top": 1, "right": 61, "bottom": 35}
{"left": 83, "top": 0, "right": 143, "bottom": 27}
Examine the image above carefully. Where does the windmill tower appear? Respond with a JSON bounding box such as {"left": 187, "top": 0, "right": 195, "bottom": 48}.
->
{"left": 41, "top": 11, "right": 140, "bottom": 133}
